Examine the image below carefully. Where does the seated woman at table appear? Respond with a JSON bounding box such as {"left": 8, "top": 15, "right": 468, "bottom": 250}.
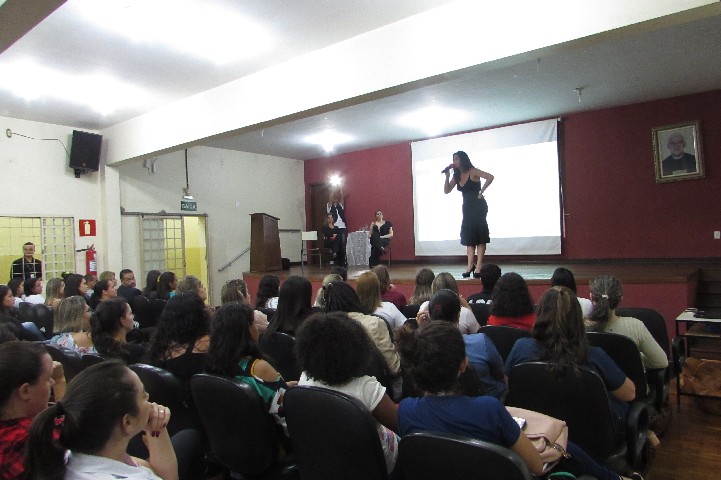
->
{"left": 322, "top": 213, "right": 343, "bottom": 264}
{"left": 368, "top": 210, "right": 393, "bottom": 268}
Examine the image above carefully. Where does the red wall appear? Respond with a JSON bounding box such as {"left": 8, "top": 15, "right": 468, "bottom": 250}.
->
{"left": 305, "top": 89, "right": 721, "bottom": 261}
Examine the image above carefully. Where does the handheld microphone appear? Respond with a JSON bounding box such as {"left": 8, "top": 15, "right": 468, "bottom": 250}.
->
{"left": 441, "top": 165, "right": 453, "bottom": 174}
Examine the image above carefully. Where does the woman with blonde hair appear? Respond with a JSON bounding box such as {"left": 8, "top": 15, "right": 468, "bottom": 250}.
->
{"left": 356, "top": 271, "right": 406, "bottom": 330}
{"left": 44, "top": 277, "right": 64, "bottom": 309}
{"left": 418, "top": 272, "right": 479, "bottom": 334}
{"left": 49, "top": 296, "right": 96, "bottom": 354}
{"left": 313, "top": 273, "right": 343, "bottom": 307}
{"left": 221, "top": 278, "right": 269, "bottom": 333}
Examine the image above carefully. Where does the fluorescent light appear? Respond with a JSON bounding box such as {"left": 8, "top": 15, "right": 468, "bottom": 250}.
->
{"left": 71, "top": 0, "right": 273, "bottom": 65}
{"left": 305, "top": 130, "right": 353, "bottom": 153}
{"left": 0, "top": 58, "right": 150, "bottom": 115}
{"left": 399, "top": 106, "right": 470, "bottom": 136}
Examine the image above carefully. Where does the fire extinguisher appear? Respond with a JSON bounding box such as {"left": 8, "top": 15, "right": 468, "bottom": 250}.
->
{"left": 85, "top": 245, "right": 97, "bottom": 276}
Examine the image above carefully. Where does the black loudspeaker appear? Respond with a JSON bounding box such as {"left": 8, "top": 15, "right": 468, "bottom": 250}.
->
{"left": 69, "top": 130, "right": 102, "bottom": 173}
{"left": 281, "top": 258, "right": 291, "bottom": 270}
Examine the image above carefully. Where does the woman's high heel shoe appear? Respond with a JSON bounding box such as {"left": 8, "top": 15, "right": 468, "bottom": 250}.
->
{"left": 462, "top": 264, "right": 476, "bottom": 278}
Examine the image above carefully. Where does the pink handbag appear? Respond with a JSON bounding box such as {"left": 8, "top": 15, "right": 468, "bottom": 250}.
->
{"left": 506, "top": 406, "right": 570, "bottom": 473}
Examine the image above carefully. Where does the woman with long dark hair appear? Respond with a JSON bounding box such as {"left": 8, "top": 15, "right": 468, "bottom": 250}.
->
{"left": 93, "top": 297, "right": 145, "bottom": 364}
{"left": 142, "top": 269, "right": 162, "bottom": 298}
{"left": 442, "top": 150, "right": 494, "bottom": 277}
{"left": 63, "top": 273, "right": 89, "bottom": 300}
{"left": 153, "top": 272, "right": 177, "bottom": 301}
{"left": 266, "top": 276, "right": 312, "bottom": 336}
{"left": 206, "top": 303, "right": 289, "bottom": 422}
{"left": 505, "top": 286, "right": 635, "bottom": 436}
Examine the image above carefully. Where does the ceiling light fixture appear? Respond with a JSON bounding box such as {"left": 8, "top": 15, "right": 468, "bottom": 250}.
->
{"left": 574, "top": 86, "right": 584, "bottom": 103}
{"left": 181, "top": 149, "right": 197, "bottom": 211}
{"left": 305, "top": 130, "right": 353, "bottom": 154}
{"left": 72, "top": 0, "right": 272, "bottom": 64}
{"left": 398, "top": 106, "right": 470, "bottom": 136}
{"left": 0, "top": 59, "right": 149, "bottom": 115}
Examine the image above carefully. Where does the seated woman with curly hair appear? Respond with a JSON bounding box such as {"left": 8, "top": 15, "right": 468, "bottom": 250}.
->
{"left": 296, "top": 312, "right": 399, "bottom": 473}
{"left": 487, "top": 272, "right": 536, "bottom": 330}
{"left": 146, "top": 293, "right": 210, "bottom": 389}
{"left": 319, "top": 281, "right": 400, "bottom": 376}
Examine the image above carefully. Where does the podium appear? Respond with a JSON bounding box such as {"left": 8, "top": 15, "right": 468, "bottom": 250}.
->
{"left": 250, "top": 213, "right": 282, "bottom": 272}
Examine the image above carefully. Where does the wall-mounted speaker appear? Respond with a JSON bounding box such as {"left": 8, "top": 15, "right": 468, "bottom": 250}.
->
{"left": 69, "top": 130, "right": 102, "bottom": 173}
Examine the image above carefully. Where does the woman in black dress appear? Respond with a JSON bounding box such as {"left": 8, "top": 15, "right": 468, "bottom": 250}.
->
{"left": 368, "top": 210, "right": 393, "bottom": 268}
{"left": 443, "top": 151, "right": 494, "bottom": 278}
{"left": 322, "top": 213, "right": 342, "bottom": 263}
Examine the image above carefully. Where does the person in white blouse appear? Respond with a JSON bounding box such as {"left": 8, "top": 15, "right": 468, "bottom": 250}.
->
{"left": 355, "top": 271, "right": 407, "bottom": 330}
{"left": 417, "top": 272, "right": 480, "bottom": 334}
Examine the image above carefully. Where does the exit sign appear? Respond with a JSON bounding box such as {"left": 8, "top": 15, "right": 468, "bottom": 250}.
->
{"left": 181, "top": 200, "right": 197, "bottom": 211}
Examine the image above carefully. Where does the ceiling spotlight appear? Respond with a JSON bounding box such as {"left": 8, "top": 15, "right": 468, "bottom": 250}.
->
{"left": 574, "top": 86, "right": 584, "bottom": 103}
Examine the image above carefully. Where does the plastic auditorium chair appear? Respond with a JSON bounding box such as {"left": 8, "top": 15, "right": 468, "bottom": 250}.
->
{"left": 284, "top": 386, "right": 389, "bottom": 480}
{"left": 477, "top": 325, "right": 531, "bottom": 362}
{"left": 190, "top": 374, "right": 298, "bottom": 480}
{"left": 507, "top": 362, "right": 649, "bottom": 475}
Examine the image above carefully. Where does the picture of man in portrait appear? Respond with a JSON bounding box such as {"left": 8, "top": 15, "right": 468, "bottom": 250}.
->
{"left": 661, "top": 132, "right": 697, "bottom": 177}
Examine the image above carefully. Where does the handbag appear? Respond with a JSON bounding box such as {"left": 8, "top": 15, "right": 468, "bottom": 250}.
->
{"left": 506, "top": 406, "right": 570, "bottom": 473}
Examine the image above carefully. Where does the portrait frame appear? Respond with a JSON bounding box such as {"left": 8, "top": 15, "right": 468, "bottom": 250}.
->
{"left": 652, "top": 121, "right": 704, "bottom": 183}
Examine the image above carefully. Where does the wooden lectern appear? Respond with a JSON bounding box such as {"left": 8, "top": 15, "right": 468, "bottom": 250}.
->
{"left": 250, "top": 213, "right": 282, "bottom": 272}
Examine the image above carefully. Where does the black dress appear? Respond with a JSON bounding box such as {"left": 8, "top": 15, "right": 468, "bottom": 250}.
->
{"left": 457, "top": 178, "right": 490, "bottom": 246}
{"left": 369, "top": 221, "right": 392, "bottom": 268}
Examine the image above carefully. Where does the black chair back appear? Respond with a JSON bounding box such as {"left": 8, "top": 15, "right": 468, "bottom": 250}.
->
{"left": 259, "top": 332, "right": 301, "bottom": 381}
{"left": 23, "top": 304, "right": 54, "bottom": 339}
{"left": 81, "top": 353, "right": 105, "bottom": 369}
{"left": 587, "top": 332, "right": 648, "bottom": 401}
{"left": 284, "top": 386, "right": 388, "bottom": 480}
{"left": 399, "top": 431, "right": 532, "bottom": 480}
{"left": 130, "top": 364, "right": 201, "bottom": 436}
{"left": 507, "top": 362, "right": 648, "bottom": 472}
{"left": 44, "top": 343, "right": 83, "bottom": 382}
{"left": 469, "top": 303, "right": 491, "bottom": 326}
{"left": 149, "top": 298, "right": 167, "bottom": 326}
{"left": 190, "top": 374, "right": 296, "bottom": 478}
{"left": 130, "top": 295, "right": 153, "bottom": 328}
{"left": 616, "top": 307, "right": 669, "bottom": 356}
{"left": 364, "top": 345, "right": 394, "bottom": 396}
{"left": 401, "top": 304, "right": 420, "bottom": 320}
{"left": 478, "top": 325, "right": 531, "bottom": 362}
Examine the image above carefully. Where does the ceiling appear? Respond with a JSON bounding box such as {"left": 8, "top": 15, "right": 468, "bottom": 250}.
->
{"left": 1, "top": 1, "right": 721, "bottom": 161}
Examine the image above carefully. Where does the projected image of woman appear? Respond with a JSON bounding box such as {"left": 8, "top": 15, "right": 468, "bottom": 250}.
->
{"left": 443, "top": 151, "right": 494, "bottom": 278}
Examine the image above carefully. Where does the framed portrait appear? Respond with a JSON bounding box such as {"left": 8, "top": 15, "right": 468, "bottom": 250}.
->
{"left": 652, "top": 121, "right": 704, "bottom": 183}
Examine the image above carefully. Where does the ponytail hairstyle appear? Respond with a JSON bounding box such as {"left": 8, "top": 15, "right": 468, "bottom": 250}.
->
{"left": 221, "top": 278, "right": 249, "bottom": 305}
{"left": 206, "top": 303, "right": 262, "bottom": 375}
{"left": 89, "top": 280, "right": 112, "bottom": 310}
{"left": 587, "top": 275, "right": 623, "bottom": 331}
{"left": 321, "top": 281, "right": 365, "bottom": 314}
{"left": 428, "top": 289, "right": 461, "bottom": 324}
{"left": 25, "top": 362, "right": 138, "bottom": 480}
{"left": 92, "top": 297, "right": 131, "bottom": 361}
{"left": 397, "top": 320, "right": 465, "bottom": 395}
{"left": 532, "top": 286, "right": 588, "bottom": 372}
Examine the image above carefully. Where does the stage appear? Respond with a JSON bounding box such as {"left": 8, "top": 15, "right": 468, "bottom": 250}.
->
{"left": 243, "top": 259, "right": 721, "bottom": 347}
